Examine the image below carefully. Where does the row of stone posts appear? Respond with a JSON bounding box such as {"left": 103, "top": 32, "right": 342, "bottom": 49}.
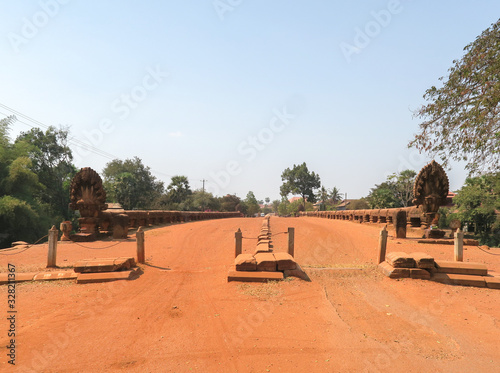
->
{"left": 46, "top": 226, "right": 146, "bottom": 268}
{"left": 234, "top": 227, "right": 295, "bottom": 257}
{"left": 377, "top": 226, "right": 465, "bottom": 263}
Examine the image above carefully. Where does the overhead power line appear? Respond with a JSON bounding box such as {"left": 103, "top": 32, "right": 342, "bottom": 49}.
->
{"left": 0, "top": 103, "right": 118, "bottom": 160}
{"left": 0, "top": 102, "right": 175, "bottom": 180}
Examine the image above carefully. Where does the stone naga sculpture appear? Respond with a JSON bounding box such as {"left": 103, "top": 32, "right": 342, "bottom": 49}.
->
{"left": 69, "top": 167, "right": 108, "bottom": 239}
{"left": 412, "top": 160, "right": 449, "bottom": 228}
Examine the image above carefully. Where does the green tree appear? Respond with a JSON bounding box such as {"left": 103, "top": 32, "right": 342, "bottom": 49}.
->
{"left": 317, "top": 186, "right": 329, "bottom": 211}
{"left": 0, "top": 117, "right": 51, "bottom": 247}
{"left": 245, "top": 191, "right": 261, "bottom": 216}
{"left": 278, "top": 198, "right": 290, "bottom": 216}
{"left": 261, "top": 206, "right": 272, "bottom": 214}
{"left": 236, "top": 201, "right": 248, "bottom": 215}
{"left": 15, "top": 126, "right": 76, "bottom": 221}
{"left": 188, "top": 190, "right": 220, "bottom": 211}
{"left": 165, "top": 175, "right": 192, "bottom": 205}
{"left": 388, "top": 170, "right": 417, "bottom": 207}
{"left": 349, "top": 199, "right": 370, "bottom": 210}
{"left": 0, "top": 196, "right": 48, "bottom": 246}
{"left": 365, "top": 170, "right": 417, "bottom": 209}
{"left": 271, "top": 199, "right": 280, "bottom": 214}
{"left": 409, "top": 19, "right": 500, "bottom": 174}
{"left": 103, "top": 157, "right": 164, "bottom": 210}
{"left": 366, "top": 182, "right": 398, "bottom": 209}
{"left": 287, "top": 198, "right": 314, "bottom": 215}
{"left": 454, "top": 173, "right": 500, "bottom": 242}
{"left": 329, "top": 186, "right": 343, "bottom": 205}
{"left": 280, "top": 162, "right": 321, "bottom": 208}
{"left": 220, "top": 194, "right": 241, "bottom": 212}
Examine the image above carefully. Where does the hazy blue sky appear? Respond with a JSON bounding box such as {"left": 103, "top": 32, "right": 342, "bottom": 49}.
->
{"left": 1, "top": 1, "right": 499, "bottom": 201}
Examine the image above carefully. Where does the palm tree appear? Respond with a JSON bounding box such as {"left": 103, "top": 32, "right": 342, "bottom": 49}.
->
{"left": 329, "top": 186, "right": 342, "bottom": 205}
{"left": 315, "top": 186, "right": 329, "bottom": 211}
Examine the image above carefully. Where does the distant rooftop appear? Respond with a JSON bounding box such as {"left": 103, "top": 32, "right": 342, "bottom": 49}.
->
{"left": 106, "top": 203, "right": 124, "bottom": 211}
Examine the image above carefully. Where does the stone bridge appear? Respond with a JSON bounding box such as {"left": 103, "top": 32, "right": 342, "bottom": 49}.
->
{"left": 300, "top": 205, "right": 426, "bottom": 227}
{"left": 68, "top": 167, "right": 242, "bottom": 241}
{"left": 100, "top": 210, "right": 242, "bottom": 230}
{"left": 300, "top": 160, "right": 450, "bottom": 233}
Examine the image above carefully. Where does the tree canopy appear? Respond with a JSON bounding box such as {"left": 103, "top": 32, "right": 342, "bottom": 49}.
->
{"left": 329, "top": 186, "right": 343, "bottom": 205}
{"left": 366, "top": 170, "right": 416, "bottom": 209}
{"left": 189, "top": 190, "right": 220, "bottom": 211}
{"left": 317, "top": 186, "right": 329, "bottom": 211}
{"left": 0, "top": 117, "right": 61, "bottom": 247}
{"left": 103, "top": 157, "right": 164, "bottom": 210}
{"left": 165, "top": 175, "right": 192, "bottom": 205}
{"left": 245, "top": 191, "right": 260, "bottom": 216}
{"left": 348, "top": 199, "right": 370, "bottom": 210}
{"left": 220, "top": 194, "right": 241, "bottom": 212}
{"left": 15, "top": 126, "right": 76, "bottom": 220}
{"left": 453, "top": 173, "right": 500, "bottom": 241}
{"left": 280, "top": 162, "right": 321, "bottom": 206}
{"left": 366, "top": 182, "right": 398, "bottom": 209}
{"left": 315, "top": 185, "right": 343, "bottom": 210}
{"left": 409, "top": 19, "right": 500, "bottom": 174}
{"left": 388, "top": 170, "right": 416, "bottom": 207}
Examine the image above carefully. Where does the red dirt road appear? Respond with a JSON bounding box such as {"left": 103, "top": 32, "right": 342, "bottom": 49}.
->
{"left": 1, "top": 217, "right": 499, "bottom": 372}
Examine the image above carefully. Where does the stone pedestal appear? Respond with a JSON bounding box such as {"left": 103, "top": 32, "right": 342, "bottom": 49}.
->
{"left": 78, "top": 217, "right": 99, "bottom": 235}
{"left": 424, "top": 229, "right": 446, "bottom": 239}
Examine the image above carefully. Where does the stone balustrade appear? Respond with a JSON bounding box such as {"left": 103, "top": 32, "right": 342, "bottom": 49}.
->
{"left": 100, "top": 210, "right": 243, "bottom": 232}
{"left": 299, "top": 205, "right": 427, "bottom": 228}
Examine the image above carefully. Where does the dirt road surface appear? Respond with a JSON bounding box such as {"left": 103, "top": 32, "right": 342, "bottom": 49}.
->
{"left": 1, "top": 217, "right": 499, "bottom": 372}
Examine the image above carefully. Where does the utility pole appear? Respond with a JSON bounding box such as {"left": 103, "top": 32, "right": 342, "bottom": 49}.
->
{"left": 200, "top": 179, "right": 208, "bottom": 211}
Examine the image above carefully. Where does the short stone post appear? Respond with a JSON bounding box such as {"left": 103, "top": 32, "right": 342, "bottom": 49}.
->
{"left": 377, "top": 226, "right": 388, "bottom": 264}
{"left": 288, "top": 227, "right": 295, "bottom": 257}
{"left": 136, "top": 226, "right": 145, "bottom": 264}
{"left": 394, "top": 211, "right": 407, "bottom": 239}
{"left": 47, "top": 225, "right": 58, "bottom": 268}
{"left": 235, "top": 228, "right": 242, "bottom": 258}
{"left": 454, "top": 228, "right": 464, "bottom": 262}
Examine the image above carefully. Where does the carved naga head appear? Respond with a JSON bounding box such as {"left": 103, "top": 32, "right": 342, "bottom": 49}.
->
{"left": 69, "top": 167, "right": 107, "bottom": 217}
{"left": 412, "top": 160, "right": 449, "bottom": 215}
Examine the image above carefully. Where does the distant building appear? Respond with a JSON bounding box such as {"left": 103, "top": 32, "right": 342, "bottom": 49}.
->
{"left": 105, "top": 203, "right": 125, "bottom": 212}
{"left": 445, "top": 192, "right": 457, "bottom": 207}
{"left": 336, "top": 199, "right": 355, "bottom": 210}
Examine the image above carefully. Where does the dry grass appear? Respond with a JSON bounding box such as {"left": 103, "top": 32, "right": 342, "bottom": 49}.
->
{"left": 237, "top": 280, "right": 287, "bottom": 300}
{"left": 306, "top": 265, "right": 381, "bottom": 284}
{"left": 0, "top": 264, "right": 75, "bottom": 273}
{"left": 14, "top": 280, "right": 76, "bottom": 291}
{"left": 303, "top": 263, "right": 373, "bottom": 269}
